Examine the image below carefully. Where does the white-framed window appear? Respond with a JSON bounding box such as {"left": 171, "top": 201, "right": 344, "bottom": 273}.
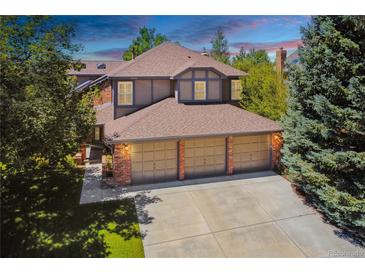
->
{"left": 231, "top": 79, "right": 242, "bottom": 100}
{"left": 118, "top": 81, "right": 133, "bottom": 105}
{"left": 94, "top": 127, "right": 100, "bottom": 141}
{"left": 194, "top": 81, "right": 206, "bottom": 100}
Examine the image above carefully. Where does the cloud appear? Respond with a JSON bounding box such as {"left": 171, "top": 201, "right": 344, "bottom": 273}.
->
{"left": 79, "top": 47, "right": 127, "bottom": 60}
{"left": 230, "top": 39, "right": 303, "bottom": 53}
{"left": 168, "top": 16, "right": 269, "bottom": 45}
{"left": 58, "top": 16, "right": 150, "bottom": 43}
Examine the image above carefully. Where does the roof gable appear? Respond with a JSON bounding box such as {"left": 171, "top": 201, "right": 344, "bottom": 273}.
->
{"left": 108, "top": 42, "right": 246, "bottom": 78}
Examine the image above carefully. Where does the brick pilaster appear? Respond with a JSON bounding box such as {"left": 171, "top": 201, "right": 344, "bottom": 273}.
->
{"left": 271, "top": 132, "right": 283, "bottom": 169}
{"left": 178, "top": 140, "right": 185, "bottom": 180}
{"left": 81, "top": 143, "right": 87, "bottom": 164}
{"left": 113, "top": 143, "right": 132, "bottom": 185}
{"left": 226, "top": 136, "right": 234, "bottom": 175}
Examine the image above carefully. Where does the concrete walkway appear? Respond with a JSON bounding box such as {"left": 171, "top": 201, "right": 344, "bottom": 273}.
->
{"left": 79, "top": 167, "right": 364, "bottom": 257}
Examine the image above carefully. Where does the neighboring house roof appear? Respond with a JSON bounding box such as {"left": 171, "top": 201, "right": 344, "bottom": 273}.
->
{"left": 95, "top": 103, "right": 113, "bottom": 125}
{"left": 75, "top": 75, "right": 108, "bottom": 92}
{"left": 108, "top": 42, "right": 246, "bottom": 78}
{"left": 286, "top": 49, "right": 300, "bottom": 65}
{"left": 104, "top": 98, "right": 282, "bottom": 143}
{"left": 68, "top": 60, "right": 124, "bottom": 76}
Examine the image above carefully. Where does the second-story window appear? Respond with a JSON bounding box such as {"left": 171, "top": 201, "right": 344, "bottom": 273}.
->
{"left": 118, "top": 81, "right": 133, "bottom": 105}
{"left": 194, "top": 81, "right": 206, "bottom": 100}
{"left": 231, "top": 79, "right": 242, "bottom": 100}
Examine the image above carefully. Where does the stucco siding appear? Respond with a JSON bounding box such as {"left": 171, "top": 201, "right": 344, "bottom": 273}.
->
{"left": 180, "top": 70, "right": 193, "bottom": 79}
{"left": 135, "top": 80, "right": 152, "bottom": 105}
{"left": 208, "top": 71, "right": 219, "bottom": 79}
{"left": 179, "top": 81, "right": 192, "bottom": 100}
{"left": 153, "top": 80, "right": 171, "bottom": 101}
{"left": 208, "top": 80, "right": 220, "bottom": 100}
{"left": 194, "top": 70, "right": 205, "bottom": 79}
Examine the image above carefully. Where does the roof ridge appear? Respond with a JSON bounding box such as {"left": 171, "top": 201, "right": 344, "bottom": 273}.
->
{"left": 107, "top": 42, "right": 172, "bottom": 76}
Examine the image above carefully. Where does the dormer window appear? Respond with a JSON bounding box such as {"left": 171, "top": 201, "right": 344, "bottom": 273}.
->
{"left": 231, "top": 79, "right": 241, "bottom": 100}
{"left": 194, "top": 81, "right": 206, "bottom": 100}
{"left": 97, "top": 63, "right": 106, "bottom": 69}
{"left": 118, "top": 81, "right": 133, "bottom": 105}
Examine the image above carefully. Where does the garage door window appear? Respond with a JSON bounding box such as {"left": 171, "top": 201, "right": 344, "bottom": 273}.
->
{"left": 194, "top": 81, "right": 206, "bottom": 100}
{"left": 118, "top": 81, "right": 133, "bottom": 105}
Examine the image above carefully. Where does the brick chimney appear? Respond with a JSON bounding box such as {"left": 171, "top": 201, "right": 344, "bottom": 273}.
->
{"left": 276, "top": 47, "right": 287, "bottom": 74}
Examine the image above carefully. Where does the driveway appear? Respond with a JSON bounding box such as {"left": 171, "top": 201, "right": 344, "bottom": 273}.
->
{"left": 134, "top": 171, "right": 364, "bottom": 258}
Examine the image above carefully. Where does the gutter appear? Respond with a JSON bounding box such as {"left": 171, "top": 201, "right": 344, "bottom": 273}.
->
{"left": 104, "top": 129, "right": 284, "bottom": 144}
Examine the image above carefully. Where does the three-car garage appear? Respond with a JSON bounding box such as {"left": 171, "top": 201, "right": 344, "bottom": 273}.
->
{"left": 128, "top": 134, "right": 273, "bottom": 184}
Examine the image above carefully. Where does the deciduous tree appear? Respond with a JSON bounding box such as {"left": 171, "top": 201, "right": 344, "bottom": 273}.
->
{"left": 123, "top": 27, "right": 168, "bottom": 61}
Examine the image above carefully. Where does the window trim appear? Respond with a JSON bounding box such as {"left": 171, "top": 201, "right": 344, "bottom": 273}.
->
{"left": 117, "top": 81, "right": 133, "bottom": 106}
{"left": 194, "top": 81, "right": 206, "bottom": 100}
{"left": 231, "top": 79, "right": 241, "bottom": 101}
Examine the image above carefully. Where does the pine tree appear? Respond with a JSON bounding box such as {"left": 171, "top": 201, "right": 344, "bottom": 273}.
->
{"left": 282, "top": 16, "right": 365, "bottom": 243}
{"left": 210, "top": 29, "right": 230, "bottom": 64}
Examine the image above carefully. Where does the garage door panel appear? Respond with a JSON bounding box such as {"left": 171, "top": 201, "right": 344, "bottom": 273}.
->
{"left": 131, "top": 140, "right": 177, "bottom": 183}
{"left": 133, "top": 162, "right": 143, "bottom": 172}
{"left": 194, "top": 157, "right": 204, "bottom": 166}
{"left": 165, "top": 159, "right": 176, "bottom": 169}
{"left": 165, "top": 150, "right": 177, "bottom": 159}
{"left": 154, "top": 150, "right": 165, "bottom": 160}
{"left": 132, "top": 152, "right": 143, "bottom": 162}
{"left": 165, "top": 142, "right": 176, "bottom": 150}
{"left": 185, "top": 137, "right": 226, "bottom": 179}
{"left": 233, "top": 134, "right": 270, "bottom": 173}
{"left": 153, "top": 142, "right": 165, "bottom": 151}
{"left": 154, "top": 160, "right": 166, "bottom": 170}
{"left": 132, "top": 144, "right": 143, "bottom": 153}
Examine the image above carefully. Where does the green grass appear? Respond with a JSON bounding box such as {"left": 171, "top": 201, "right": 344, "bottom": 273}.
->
{"left": 101, "top": 223, "right": 144, "bottom": 258}
{"left": 1, "top": 161, "right": 145, "bottom": 258}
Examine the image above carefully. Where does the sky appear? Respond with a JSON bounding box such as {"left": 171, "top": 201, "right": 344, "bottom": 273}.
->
{"left": 57, "top": 15, "right": 311, "bottom": 61}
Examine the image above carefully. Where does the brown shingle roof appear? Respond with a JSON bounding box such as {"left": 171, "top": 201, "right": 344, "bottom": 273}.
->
{"left": 104, "top": 98, "right": 282, "bottom": 143}
{"left": 108, "top": 42, "right": 246, "bottom": 78}
{"left": 95, "top": 103, "right": 113, "bottom": 125}
{"left": 68, "top": 60, "right": 125, "bottom": 76}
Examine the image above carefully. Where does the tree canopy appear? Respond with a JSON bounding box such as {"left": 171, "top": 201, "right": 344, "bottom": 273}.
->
{"left": 0, "top": 16, "right": 95, "bottom": 170}
{"left": 232, "top": 48, "right": 271, "bottom": 72}
{"left": 240, "top": 62, "right": 287, "bottom": 121}
{"left": 122, "top": 27, "right": 168, "bottom": 61}
{"left": 1, "top": 16, "right": 97, "bottom": 255}
{"left": 232, "top": 49, "right": 287, "bottom": 121}
{"left": 210, "top": 29, "right": 230, "bottom": 64}
{"left": 281, "top": 16, "right": 365, "bottom": 244}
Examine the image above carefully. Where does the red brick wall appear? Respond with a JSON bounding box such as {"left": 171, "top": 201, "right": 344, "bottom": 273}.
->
{"left": 178, "top": 140, "right": 185, "bottom": 180}
{"left": 271, "top": 132, "right": 283, "bottom": 169}
{"left": 226, "top": 136, "right": 234, "bottom": 175}
{"left": 81, "top": 143, "right": 86, "bottom": 163}
{"left": 94, "top": 80, "right": 112, "bottom": 106}
{"left": 113, "top": 143, "right": 132, "bottom": 185}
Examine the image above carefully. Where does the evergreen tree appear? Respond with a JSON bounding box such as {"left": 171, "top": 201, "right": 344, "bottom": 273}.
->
{"left": 210, "top": 29, "right": 230, "bottom": 64}
{"left": 240, "top": 62, "right": 287, "bottom": 121}
{"left": 282, "top": 16, "right": 365, "bottom": 243}
{"left": 123, "top": 27, "right": 168, "bottom": 61}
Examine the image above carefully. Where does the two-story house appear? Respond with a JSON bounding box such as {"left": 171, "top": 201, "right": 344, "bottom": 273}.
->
{"left": 69, "top": 42, "right": 282, "bottom": 185}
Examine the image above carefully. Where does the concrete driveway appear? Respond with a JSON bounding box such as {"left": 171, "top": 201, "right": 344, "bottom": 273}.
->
{"left": 134, "top": 171, "right": 364, "bottom": 258}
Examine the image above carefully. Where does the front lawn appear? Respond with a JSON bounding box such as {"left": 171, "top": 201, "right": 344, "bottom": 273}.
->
{"left": 1, "top": 161, "right": 144, "bottom": 258}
